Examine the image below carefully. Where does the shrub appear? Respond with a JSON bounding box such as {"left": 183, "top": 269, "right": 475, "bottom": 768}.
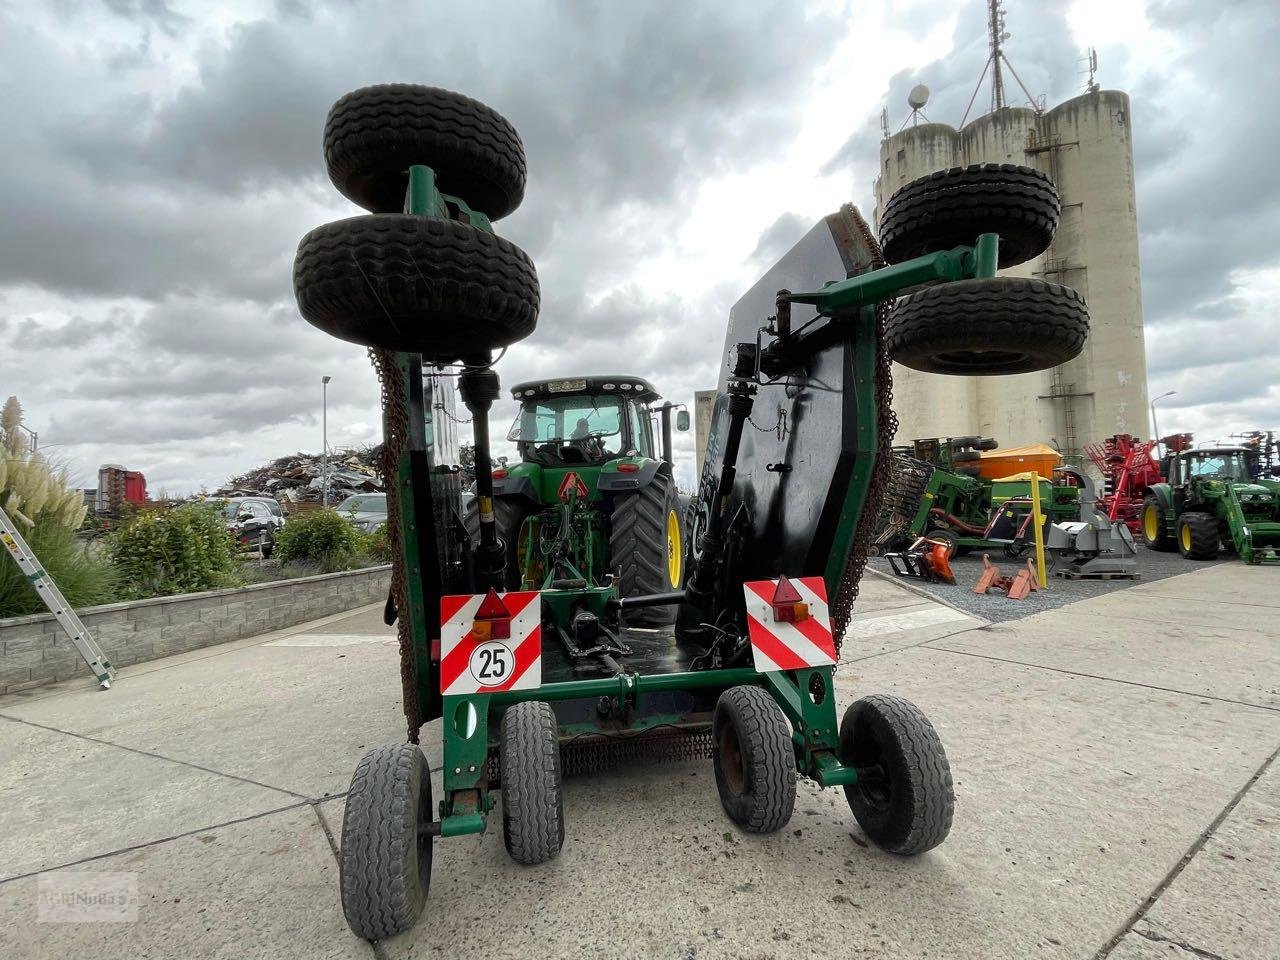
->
{"left": 274, "top": 508, "right": 363, "bottom": 573}
{"left": 360, "top": 522, "right": 393, "bottom": 564}
{"left": 0, "top": 521, "right": 117, "bottom": 618}
{"left": 105, "top": 504, "right": 241, "bottom": 600}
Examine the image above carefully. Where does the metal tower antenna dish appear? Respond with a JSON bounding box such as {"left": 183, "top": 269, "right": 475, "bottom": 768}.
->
{"left": 907, "top": 84, "right": 930, "bottom": 110}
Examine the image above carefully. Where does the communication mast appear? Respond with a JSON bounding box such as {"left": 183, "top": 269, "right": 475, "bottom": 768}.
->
{"left": 961, "top": 0, "right": 1041, "bottom": 126}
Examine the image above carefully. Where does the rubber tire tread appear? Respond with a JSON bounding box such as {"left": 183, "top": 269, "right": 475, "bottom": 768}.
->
{"left": 713, "top": 685, "right": 797, "bottom": 833}
{"left": 975, "top": 438, "right": 1000, "bottom": 451}
{"left": 887, "top": 277, "right": 1088, "bottom": 376}
{"left": 1141, "top": 495, "right": 1175, "bottom": 551}
{"left": 294, "top": 214, "right": 538, "bottom": 358}
{"left": 1178, "top": 511, "right": 1220, "bottom": 560}
{"left": 324, "top": 84, "right": 525, "bottom": 218}
{"left": 500, "top": 701, "right": 565, "bottom": 865}
{"left": 339, "top": 743, "right": 432, "bottom": 941}
{"left": 952, "top": 450, "right": 981, "bottom": 463}
{"left": 610, "top": 471, "right": 679, "bottom": 626}
{"left": 879, "top": 163, "right": 1059, "bottom": 267}
{"left": 464, "top": 496, "right": 528, "bottom": 590}
{"left": 840, "top": 694, "right": 954, "bottom": 855}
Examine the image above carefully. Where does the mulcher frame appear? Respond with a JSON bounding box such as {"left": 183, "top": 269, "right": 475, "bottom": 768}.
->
{"left": 389, "top": 165, "right": 1002, "bottom": 839}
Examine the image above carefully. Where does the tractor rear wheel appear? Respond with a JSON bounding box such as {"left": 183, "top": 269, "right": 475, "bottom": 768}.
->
{"left": 840, "top": 694, "right": 954, "bottom": 856}
{"left": 878, "top": 163, "right": 1059, "bottom": 268}
{"left": 294, "top": 214, "right": 538, "bottom": 359}
{"left": 1177, "top": 511, "right": 1220, "bottom": 560}
{"left": 610, "top": 472, "right": 682, "bottom": 626}
{"left": 1141, "top": 496, "right": 1175, "bottom": 551}
{"left": 886, "top": 277, "right": 1088, "bottom": 376}
{"left": 324, "top": 84, "right": 526, "bottom": 219}
{"left": 500, "top": 701, "right": 565, "bottom": 865}
{"left": 464, "top": 496, "right": 529, "bottom": 590}
{"left": 713, "top": 685, "right": 796, "bottom": 833}
{"left": 339, "top": 743, "right": 433, "bottom": 940}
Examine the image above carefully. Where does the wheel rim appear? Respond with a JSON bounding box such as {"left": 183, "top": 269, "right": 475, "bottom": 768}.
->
{"left": 849, "top": 715, "right": 893, "bottom": 812}
{"left": 718, "top": 722, "right": 746, "bottom": 796}
{"left": 666, "top": 510, "right": 682, "bottom": 587}
{"left": 1180, "top": 523, "right": 1192, "bottom": 552}
{"left": 1144, "top": 505, "right": 1159, "bottom": 541}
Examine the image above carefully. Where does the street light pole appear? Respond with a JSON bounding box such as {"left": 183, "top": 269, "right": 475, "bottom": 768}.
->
{"left": 322, "top": 375, "right": 332, "bottom": 506}
{"left": 1151, "top": 390, "right": 1176, "bottom": 454}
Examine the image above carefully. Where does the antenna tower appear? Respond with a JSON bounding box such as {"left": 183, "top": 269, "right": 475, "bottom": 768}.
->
{"left": 960, "top": 0, "right": 1041, "bottom": 126}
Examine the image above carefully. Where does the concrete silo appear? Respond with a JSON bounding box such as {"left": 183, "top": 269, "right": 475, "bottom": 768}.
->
{"left": 873, "top": 89, "right": 1149, "bottom": 465}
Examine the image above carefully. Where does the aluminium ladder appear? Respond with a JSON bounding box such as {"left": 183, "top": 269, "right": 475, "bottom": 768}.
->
{"left": 0, "top": 505, "right": 114, "bottom": 689}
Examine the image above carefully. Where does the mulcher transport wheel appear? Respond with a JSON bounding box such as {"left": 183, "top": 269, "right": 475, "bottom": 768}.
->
{"left": 840, "top": 694, "right": 954, "bottom": 855}
{"left": 1141, "top": 496, "right": 1175, "bottom": 552}
{"left": 293, "top": 214, "right": 539, "bottom": 358}
{"left": 1177, "top": 511, "right": 1220, "bottom": 560}
{"left": 325, "top": 84, "right": 526, "bottom": 219}
{"left": 952, "top": 449, "right": 981, "bottom": 463}
{"left": 339, "top": 743, "right": 433, "bottom": 941}
{"left": 464, "top": 496, "right": 528, "bottom": 590}
{"left": 886, "top": 277, "right": 1088, "bottom": 376}
{"left": 610, "top": 471, "right": 682, "bottom": 626}
{"left": 500, "top": 701, "right": 565, "bottom": 865}
{"left": 878, "top": 163, "right": 1059, "bottom": 268}
{"left": 713, "top": 685, "right": 796, "bottom": 833}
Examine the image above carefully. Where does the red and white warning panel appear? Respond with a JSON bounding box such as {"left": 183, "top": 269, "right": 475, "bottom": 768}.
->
{"left": 439, "top": 588, "right": 542, "bottom": 695}
{"left": 742, "top": 575, "right": 837, "bottom": 672}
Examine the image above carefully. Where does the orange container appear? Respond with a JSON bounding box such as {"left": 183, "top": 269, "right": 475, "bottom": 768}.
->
{"left": 976, "top": 443, "right": 1062, "bottom": 481}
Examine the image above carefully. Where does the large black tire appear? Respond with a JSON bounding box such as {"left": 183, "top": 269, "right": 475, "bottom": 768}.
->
{"left": 324, "top": 84, "right": 526, "bottom": 219}
{"left": 464, "top": 496, "right": 528, "bottom": 590}
{"left": 840, "top": 695, "right": 953, "bottom": 856}
{"left": 294, "top": 214, "right": 538, "bottom": 358}
{"left": 975, "top": 437, "right": 1000, "bottom": 451}
{"left": 500, "top": 701, "right": 564, "bottom": 865}
{"left": 713, "top": 686, "right": 796, "bottom": 833}
{"left": 952, "top": 449, "right": 981, "bottom": 463}
{"left": 1177, "top": 511, "right": 1220, "bottom": 560}
{"left": 879, "top": 163, "right": 1059, "bottom": 268}
{"left": 1141, "top": 495, "right": 1175, "bottom": 551}
{"left": 339, "top": 743, "right": 433, "bottom": 940}
{"left": 610, "top": 471, "right": 682, "bottom": 626}
{"left": 887, "top": 277, "right": 1088, "bottom": 376}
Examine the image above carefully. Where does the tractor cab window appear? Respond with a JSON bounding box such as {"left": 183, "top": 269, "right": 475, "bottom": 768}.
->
{"left": 508, "top": 395, "right": 624, "bottom": 464}
{"left": 1186, "top": 452, "right": 1248, "bottom": 482}
{"left": 627, "top": 402, "right": 652, "bottom": 457}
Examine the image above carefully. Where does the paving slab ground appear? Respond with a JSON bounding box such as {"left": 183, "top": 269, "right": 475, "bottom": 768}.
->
{"left": 1, "top": 564, "right": 1275, "bottom": 959}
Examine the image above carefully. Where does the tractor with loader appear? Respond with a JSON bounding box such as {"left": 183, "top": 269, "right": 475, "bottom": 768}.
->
{"left": 1141, "top": 445, "right": 1280, "bottom": 564}
{"left": 290, "top": 83, "right": 1089, "bottom": 941}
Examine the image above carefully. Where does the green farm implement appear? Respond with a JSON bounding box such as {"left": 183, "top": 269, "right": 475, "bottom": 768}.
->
{"left": 1141, "top": 446, "right": 1280, "bottom": 564}
{"left": 291, "top": 85, "right": 1089, "bottom": 941}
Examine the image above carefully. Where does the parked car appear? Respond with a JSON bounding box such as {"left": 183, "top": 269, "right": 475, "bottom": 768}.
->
{"left": 336, "top": 493, "right": 387, "bottom": 533}
{"left": 216, "top": 496, "right": 286, "bottom": 557}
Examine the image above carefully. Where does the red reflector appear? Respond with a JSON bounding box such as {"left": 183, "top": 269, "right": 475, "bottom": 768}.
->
{"left": 617, "top": 463, "right": 640, "bottom": 473}
{"left": 474, "top": 588, "right": 512, "bottom": 640}
{"left": 492, "top": 469, "right": 508, "bottom": 479}
{"left": 770, "top": 576, "right": 809, "bottom": 623}
{"left": 430, "top": 638, "right": 441, "bottom": 662}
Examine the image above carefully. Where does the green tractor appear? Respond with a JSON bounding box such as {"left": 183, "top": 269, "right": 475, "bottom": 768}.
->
{"left": 465, "top": 376, "right": 689, "bottom": 624}
{"left": 1141, "top": 446, "right": 1280, "bottom": 564}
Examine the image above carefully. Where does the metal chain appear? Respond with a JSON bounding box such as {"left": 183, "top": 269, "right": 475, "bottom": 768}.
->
{"left": 830, "top": 205, "right": 898, "bottom": 653}
{"left": 747, "top": 407, "right": 788, "bottom": 442}
{"left": 368, "top": 347, "right": 423, "bottom": 740}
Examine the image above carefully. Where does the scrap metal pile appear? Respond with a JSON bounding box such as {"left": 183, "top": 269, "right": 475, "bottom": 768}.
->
{"left": 212, "top": 447, "right": 383, "bottom": 503}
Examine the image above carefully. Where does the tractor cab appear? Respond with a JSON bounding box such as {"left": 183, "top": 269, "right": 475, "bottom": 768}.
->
{"left": 1163, "top": 447, "right": 1251, "bottom": 486}
{"left": 507, "top": 376, "right": 664, "bottom": 467}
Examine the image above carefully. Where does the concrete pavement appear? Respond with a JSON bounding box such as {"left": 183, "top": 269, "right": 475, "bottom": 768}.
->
{"left": 1, "top": 565, "right": 1276, "bottom": 959}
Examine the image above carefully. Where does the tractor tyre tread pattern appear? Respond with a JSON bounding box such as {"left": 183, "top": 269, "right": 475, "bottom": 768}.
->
{"left": 886, "top": 277, "right": 1088, "bottom": 376}
{"left": 1141, "top": 495, "right": 1176, "bottom": 552}
{"left": 339, "top": 743, "right": 429, "bottom": 941}
{"left": 841, "top": 694, "right": 954, "bottom": 856}
{"left": 324, "top": 84, "right": 526, "bottom": 218}
{"left": 294, "top": 214, "right": 538, "bottom": 357}
{"left": 500, "top": 701, "right": 565, "bottom": 865}
{"left": 610, "top": 472, "right": 677, "bottom": 625}
{"left": 464, "top": 497, "right": 527, "bottom": 590}
{"left": 879, "top": 163, "right": 1059, "bottom": 267}
{"left": 1179, "top": 510, "right": 1221, "bottom": 560}
{"left": 713, "top": 685, "right": 797, "bottom": 833}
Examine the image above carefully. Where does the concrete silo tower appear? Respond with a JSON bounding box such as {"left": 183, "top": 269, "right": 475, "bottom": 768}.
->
{"left": 873, "top": 2, "right": 1149, "bottom": 465}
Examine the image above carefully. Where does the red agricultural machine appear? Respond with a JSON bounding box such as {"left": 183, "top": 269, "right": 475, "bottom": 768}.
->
{"left": 1083, "top": 435, "right": 1163, "bottom": 535}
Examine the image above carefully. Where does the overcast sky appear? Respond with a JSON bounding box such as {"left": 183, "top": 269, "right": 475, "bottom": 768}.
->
{"left": 1, "top": 0, "right": 1275, "bottom": 495}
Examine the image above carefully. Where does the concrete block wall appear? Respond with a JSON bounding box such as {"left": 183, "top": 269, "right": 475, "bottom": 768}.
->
{"left": 0, "top": 565, "right": 391, "bottom": 695}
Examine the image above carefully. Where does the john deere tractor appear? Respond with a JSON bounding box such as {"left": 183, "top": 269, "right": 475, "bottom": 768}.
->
{"left": 1141, "top": 446, "right": 1280, "bottom": 564}
{"left": 464, "top": 376, "right": 689, "bottom": 624}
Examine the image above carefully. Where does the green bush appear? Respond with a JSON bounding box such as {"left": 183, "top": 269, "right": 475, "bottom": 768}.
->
{"left": 274, "top": 508, "right": 363, "bottom": 573}
{"left": 105, "top": 504, "right": 241, "bottom": 600}
{"left": 360, "top": 522, "right": 392, "bottom": 564}
{"left": 0, "top": 521, "right": 117, "bottom": 618}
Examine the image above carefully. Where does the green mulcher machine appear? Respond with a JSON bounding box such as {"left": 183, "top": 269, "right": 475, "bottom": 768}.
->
{"left": 291, "top": 83, "right": 1089, "bottom": 941}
